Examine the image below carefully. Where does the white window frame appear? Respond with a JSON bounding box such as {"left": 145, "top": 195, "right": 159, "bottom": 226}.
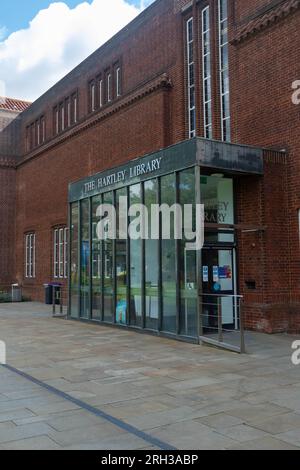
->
{"left": 67, "top": 100, "right": 71, "bottom": 127}
{"left": 91, "top": 82, "right": 95, "bottom": 112}
{"left": 54, "top": 228, "right": 68, "bottom": 279}
{"left": 61, "top": 104, "right": 65, "bottom": 131}
{"left": 25, "top": 233, "right": 36, "bottom": 279}
{"left": 187, "top": 18, "right": 196, "bottom": 139}
{"left": 116, "top": 67, "right": 121, "bottom": 97}
{"left": 41, "top": 117, "right": 45, "bottom": 143}
{"left": 99, "top": 79, "right": 103, "bottom": 108}
{"left": 55, "top": 108, "right": 59, "bottom": 134}
{"left": 202, "top": 6, "right": 212, "bottom": 139}
{"left": 218, "top": 0, "right": 231, "bottom": 142}
{"left": 37, "top": 121, "right": 40, "bottom": 146}
{"left": 73, "top": 94, "right": 77, "bottom": 123}
{"left": 107, "top": 73, "right": 112, "bottom": 102}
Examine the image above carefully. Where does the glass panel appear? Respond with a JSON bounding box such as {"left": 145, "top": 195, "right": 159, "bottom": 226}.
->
{"left": 161, "top": 174, "right": 177, "bottom": 334}
{"left": 202, "top": 249, "right": 235, "bottom": 332}
{"left": 201, "top": 175, "right": 234, "bottom": 243}
{"left": 103, "top": 192, "right": 114, "bottom": 322}
{"left": 145, "top": 179, "right": 159, "bottom": 330}
{"left": 116, "top": 188, "right": 127, "bottom": 325}
{"left": 80, "top": 199, "right": 90, "bottom": 319}
{"left": 91, "top": 195, "right": 102, "bottom": 320}
{"left": 70, "top": 203, "right": 79, "bottom": 318}
{"left": 179, "top": 169, "right": 197, "bottom": 337}
{"left": 129, "top": 184, "right": 143, "bottom": 327}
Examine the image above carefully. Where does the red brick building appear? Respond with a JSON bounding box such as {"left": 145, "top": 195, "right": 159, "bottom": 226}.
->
{"left": 0, "top": 0, "right": 299, "bottom": 339}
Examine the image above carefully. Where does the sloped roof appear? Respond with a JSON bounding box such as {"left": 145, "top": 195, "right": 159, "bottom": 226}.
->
{"left": 0, "top": 96, "right": 31, "bottom": 113}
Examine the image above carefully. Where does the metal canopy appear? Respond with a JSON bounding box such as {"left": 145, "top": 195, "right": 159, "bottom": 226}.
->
{"left": 68, "top": 137, "right": 264, "bottom": 203}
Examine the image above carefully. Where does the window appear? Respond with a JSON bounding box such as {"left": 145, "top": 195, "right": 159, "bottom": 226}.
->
{"left": 54, "top": 106, "right": 59, "bottom": 135}
{"left": 60, "top": 103, "right": 65, "bottom": 132}
{"left": 99, "top": 79, "right": 103, "bottom": 108}
{"left": 53, "top": 91, "right": 78, "bottom": 135}
{"left": 26, "top": 115, "right": 45, "bottom": 151}
{"left": 90, "top": 81, "right": 96, "bottom": 112}
{"left": 67, "top": 98, "right": 71, "bottom": 128}
{"left": 70, "top": 203, "right": 79, "bottom": 318}
{"left": 25, "top": 233, "right": 36, "bottom": 279}
{"left": 37, "top": 120, "right": 40, "bottom": 146}
{"left": 107, "top": 73, "right": 112, "bottom": 102}
{"left": 202, "top": 6, "right": 212, "bottom": 139}
{"left": 41, "top": 116, "right": 45, "bottom": 143}
{"left": 116, "top": 67, "right": 121, "bottom": 97}
{"left": 187, "top": 18, "right": 196, "bottom": 138}
{"left": 218, "top": 0, "right": 230, "bottom": 142}
{"left": 54, "top": 227, "right": 68, "bottom": 279}
{"left": 72, "top": 92, "right": 78, "bottom": 124}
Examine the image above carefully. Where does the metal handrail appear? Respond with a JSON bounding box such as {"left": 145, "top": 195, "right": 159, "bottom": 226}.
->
{"left": 199, "top": 293, "right": 246, "bottom": 354}
{"left": 200, "top": 293, "right": 243, "bottom": 298}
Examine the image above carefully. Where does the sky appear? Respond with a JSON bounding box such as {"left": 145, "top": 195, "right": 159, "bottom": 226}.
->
{"left": 0, "top": 0, "right": 154, "bottom": 101}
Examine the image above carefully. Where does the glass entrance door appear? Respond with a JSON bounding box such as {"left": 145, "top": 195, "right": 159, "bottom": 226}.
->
{"left": 202, "top": 248, "right": 237, "bottom": 331}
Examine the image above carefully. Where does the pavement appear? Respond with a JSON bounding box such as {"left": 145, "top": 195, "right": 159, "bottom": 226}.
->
{"left": 0, "top": 302, "right": 300, "bottom": 450}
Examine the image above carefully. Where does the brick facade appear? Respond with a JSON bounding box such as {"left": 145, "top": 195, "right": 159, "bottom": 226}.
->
{"left": 0, "top": 0, "right": 299, "bottom": 333}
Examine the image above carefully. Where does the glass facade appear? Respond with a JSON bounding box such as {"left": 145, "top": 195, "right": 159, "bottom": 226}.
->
{"left": 69, "top": 165, "right": 235, "bottom": 341}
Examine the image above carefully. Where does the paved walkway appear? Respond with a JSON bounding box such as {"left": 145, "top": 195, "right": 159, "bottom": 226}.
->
{"left": 0, "top": 302, "right": 300, "bottom": 450}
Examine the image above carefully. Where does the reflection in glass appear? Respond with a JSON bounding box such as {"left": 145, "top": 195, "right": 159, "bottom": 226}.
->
{"left": 70, "top": 203, "right": 79, "bottom": 318}
{"left": 129, "top": 184, "right": 142, "bottom": 327}
{"left": 80, "top": 199, "right": 90, "bottom": 319}
{"left": 91, "top": 195, "right": 102, "bottom": 320}
{"left": 103, "top": 192, "right": 114, "bottom": 322}
{"left": 145, "top": 179, "right": 159, "bottom": 330}
{"left": 161, "top": 174, "right": 176, "bottom": 333}
{"left": 116, "top": 188, "right": 127, "bottom": 325}
{"left": 201, "top": 175, "right": 234, "bottom": 243}
{"left": 179, "top": 169, "right": 197, "bottom": 337}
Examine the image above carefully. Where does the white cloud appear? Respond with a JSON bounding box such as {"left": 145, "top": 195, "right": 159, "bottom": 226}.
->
{"left": 0, "top": 0, "right": 154, "bottom": 102}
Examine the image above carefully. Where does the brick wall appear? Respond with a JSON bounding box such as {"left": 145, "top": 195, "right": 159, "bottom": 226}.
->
{"left": 231, "top": 2, "right": 300, "bottom": 332}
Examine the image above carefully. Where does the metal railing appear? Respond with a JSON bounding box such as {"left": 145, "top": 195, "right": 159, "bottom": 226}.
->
{"left": 199, "top": 294, "right": 245, "bottom": 353}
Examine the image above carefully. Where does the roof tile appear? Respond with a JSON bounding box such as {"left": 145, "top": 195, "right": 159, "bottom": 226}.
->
{"left": 0, "top": 96, "right": 31, "bottom": 113}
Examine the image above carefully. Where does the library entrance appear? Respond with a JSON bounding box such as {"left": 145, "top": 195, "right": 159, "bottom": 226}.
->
{"left": 202, "top": 247, "right": 237, "bottom": 332}
{"left": 68, "top": 138, "right": 263, "bottom": 343}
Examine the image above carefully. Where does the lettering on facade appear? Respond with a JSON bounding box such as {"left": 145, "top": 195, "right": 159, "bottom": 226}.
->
{"left": 83, "top": 157, "right": 162, "bottom": 194}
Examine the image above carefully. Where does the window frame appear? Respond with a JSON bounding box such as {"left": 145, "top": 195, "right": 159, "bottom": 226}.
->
{"left": 186, "top": 17, "right": 196, "bottom": 139}
{"left": 218, "top": 0, "right": 231, "bottom": 142}
{"left": 202, "top": 5, "right": 213, "bottom": 139}
{"left": 53, "top": 227, "right": 68, "bottom": 279}
{"left": 25, "top": 233, "right": 36, "bottom": 279}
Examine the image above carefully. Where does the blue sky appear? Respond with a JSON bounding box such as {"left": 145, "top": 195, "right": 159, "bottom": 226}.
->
{"left": 0, "top": 0, "right": 154, "bottom": 100}
{"left": 0, "top": 0, "right": 144, "bottom": 39}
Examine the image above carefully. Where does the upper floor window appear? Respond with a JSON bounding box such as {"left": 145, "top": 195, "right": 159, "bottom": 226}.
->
{"left": 26, "top": 115, "right": 46, "bottom": 152}
{"left": 54, "top": 227, "right": 68, "bottom": 279}
{"left": 116, "top": 67, "right": 121, "bottom": 97}
{"left": 202, "top": 6, "right": 212, "bottom": 139}
{"left": 53, "top": 91, "right": 78, "bottom": 135}
{"left": 186, "top": 17, "right": 196, "bottom": 139}
{"left": 107, "top": 73, "right": 112, "bottom": 103}
{"left": 89, "top": 80, "right": 96, "bottom": 112}
{"left": 25, "top": 233, "right": 36, "bottom": 279}
{"left": 99, "top": 78, "right": 103, "bottom": 108}
{"left": 218, "top": 0, "right": 230, "bottom": 142}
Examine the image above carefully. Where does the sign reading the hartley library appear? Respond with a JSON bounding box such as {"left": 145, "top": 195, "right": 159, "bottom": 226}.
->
{"left": 84, "top": 157, "right": 163, "bottom": 194}
{"left": 68, "top": 139, "right": 197, "bottom": 202}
